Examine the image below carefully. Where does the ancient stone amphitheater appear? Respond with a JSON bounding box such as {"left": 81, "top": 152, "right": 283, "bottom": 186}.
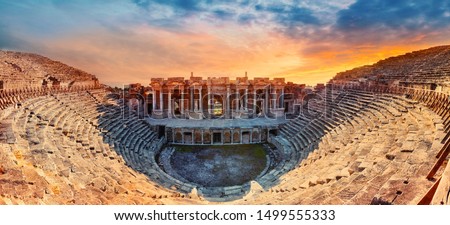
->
{"left": 1, "top": 46, "right": 449, "bottom": 205}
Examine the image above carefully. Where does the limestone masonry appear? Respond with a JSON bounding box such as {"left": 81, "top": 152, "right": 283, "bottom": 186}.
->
{"left": 0, "top": 46, "right": 449, "bottom": 204}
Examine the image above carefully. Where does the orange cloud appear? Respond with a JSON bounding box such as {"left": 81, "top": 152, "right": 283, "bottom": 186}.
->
{"left": 36, "top": 25, "right": 305, "bottom": 86}
{"left": 278, "top": 42, "right": 442, "bottom": 85}
{"left": 32, "top": 25, "right": 448, "bottom": 87}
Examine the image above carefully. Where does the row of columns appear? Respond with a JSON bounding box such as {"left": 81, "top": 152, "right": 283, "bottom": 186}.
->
{"left": 150, "top": 86, "right": 285, "bottom": 118}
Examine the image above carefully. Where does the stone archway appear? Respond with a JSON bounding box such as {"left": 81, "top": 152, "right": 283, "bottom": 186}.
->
{"left": 175, "top": 132, "right": 182, "bottom": 143}
{"left": 224, "top": 131, "right": 231, "bottom": 143}
{"left": 194, "top": 130, "right": 202, "bottom": 144}
{"left": 233, "top": 130, "right": 240, "bottom": 143}
{"left": 213, "top": 133, "right": 222, "bottom": 144}
{"left": 184, "top": 132, "right": 193, "bottom": 144}
{"left": 252, "top": 130, "right": 260, "bottom": 143}
{"left": 242, "top": 131, "right": 250, "bottom": 144}
{"left": 203, "top": 131, "right": 211, "bottom": 144}
{"left": 212, "top": 94, "right": 224, "bottom": 117}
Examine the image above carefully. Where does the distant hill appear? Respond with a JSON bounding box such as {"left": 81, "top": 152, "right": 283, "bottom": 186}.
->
{"left": 0, "top": 51, "right": 98, "bottom": 90}
{"left": 332, "top": 45, "right": 450, "bottom": 85}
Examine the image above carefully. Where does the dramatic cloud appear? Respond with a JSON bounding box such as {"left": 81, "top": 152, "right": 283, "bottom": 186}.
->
{"left": 331, "top": 0, "right": 450, "bottom": 45}
{"left": 1, "top": 0, "right": 450, "bottom": 86}
{"left": 337, "top": 0, "right": 450, "bottom": 31}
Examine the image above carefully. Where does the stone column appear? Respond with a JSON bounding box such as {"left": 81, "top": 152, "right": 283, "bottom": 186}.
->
{"left": 207, "top": 87, "right": 211, "bottom": 117}
{"left": 272, "top": 88, "right": 277, "bottom": 109}
{"left": 181, "top": 88, "right": 184, "bottom": 115}
{"left": 201, "top": 129, "right": 204, "bottom": 144}
{"left": 159, "top": 88, "right": 164, "bottom": 114}
{"left": 240, "top": 130, "right": 243, "bottom": 143}
{"left": 152, "top": 90, "right": 156, "bottom": 110}
{"left": 168, "top": 89, "right": 172, "bottom": 118}
{"left": 244, "top": 88, "right": 248, "bottom": 110}
{"left": 280, "top": 87, "right": 284, "bottom": 108}
{"left": 199, "top": 87, "right": 203, "bottom": 112}
{"left": 222, "top": 93, "right": 226, "bottom": 116}
{"left": 235, "top": 88, "right": 240, "bottom": 112}
{"left": 226, "top": 86, "right": 231, "bottom": 118}
{"left": 253, "top": 89, "right": 257, "bottom": 115}
{"left": 190, "top": 88, "right": 194, "bottom": 111}
{"left": 265, "top": 87, "right": 269, "bottom": 115}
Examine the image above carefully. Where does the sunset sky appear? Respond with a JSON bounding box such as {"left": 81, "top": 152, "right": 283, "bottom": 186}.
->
{"left": 1, "top": 0, "right": 450, "bottom": 86}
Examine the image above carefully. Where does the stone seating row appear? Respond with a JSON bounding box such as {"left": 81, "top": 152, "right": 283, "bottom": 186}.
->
{"left": 0, "top": 90, "right": 195, "bottom": 204}
{"left": 234, "top": 101, "right": 444, "bottom": 204}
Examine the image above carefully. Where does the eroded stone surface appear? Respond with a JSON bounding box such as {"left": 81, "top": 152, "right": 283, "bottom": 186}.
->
{"left": 1, "top": 47, "right": 450, "bottom": 205}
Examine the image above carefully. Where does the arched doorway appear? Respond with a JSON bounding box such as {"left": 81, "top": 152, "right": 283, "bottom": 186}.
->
{"left": 213, "top": 99, "right": 223, "bottom": 116}
{"left": 211, "top": 94, "right": 224, "bottom": 118}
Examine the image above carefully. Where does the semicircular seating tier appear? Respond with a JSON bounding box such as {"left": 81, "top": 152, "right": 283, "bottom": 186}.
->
{"left": 1, "top": 47, "right": 450, "bottom": 204}
{"left": 1, "top": 85, "right": 449, "bottom": 204}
